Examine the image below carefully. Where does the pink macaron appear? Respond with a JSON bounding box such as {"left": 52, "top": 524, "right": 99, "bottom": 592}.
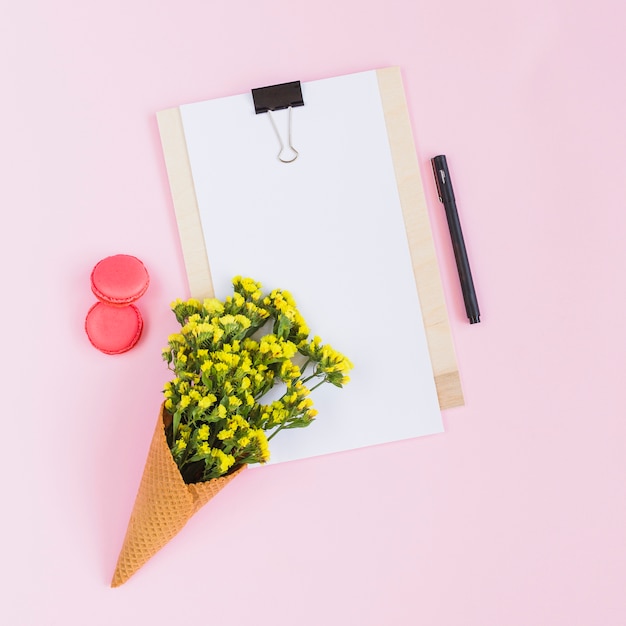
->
{"left": 90, "top": 254, "right": 150, "bottom": 306}
{"left": 85, "top": 302, "right": 144, "bottom": 355}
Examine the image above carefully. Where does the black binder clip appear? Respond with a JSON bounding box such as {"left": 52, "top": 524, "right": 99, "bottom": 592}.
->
{"left": 252, "top": 81, "right": 304, "bottom": 163}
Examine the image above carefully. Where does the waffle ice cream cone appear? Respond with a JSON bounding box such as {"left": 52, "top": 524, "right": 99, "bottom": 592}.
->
{"left": 111, "top": 403, "right": 245, "bottom": 587}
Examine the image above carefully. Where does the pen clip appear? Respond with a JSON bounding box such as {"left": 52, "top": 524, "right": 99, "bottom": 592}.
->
{"left": 431, "top": 158, "right": 444, "bottom": 202}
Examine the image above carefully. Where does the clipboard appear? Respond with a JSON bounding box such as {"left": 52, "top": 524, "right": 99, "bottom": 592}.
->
{"left": 156, "top": 67, "right": 463, "bottom": 427}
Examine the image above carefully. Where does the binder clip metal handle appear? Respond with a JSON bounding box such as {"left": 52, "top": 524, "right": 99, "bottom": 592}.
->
{"left": 252, "top": 81, "right": 304, "bottom": 164}
{"left": 267, "top": 107, "right": 298, "bottom": 163}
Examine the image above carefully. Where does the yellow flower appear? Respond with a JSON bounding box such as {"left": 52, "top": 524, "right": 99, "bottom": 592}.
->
{"left": 234, "top": 314, "right": 251, "bottom": 329}
{"left": 228, "top": 415, "right": 249, "bottom": 432}
{"left": 197, "top": 442, "right": 210, "bottom": 456}
{"left": 281, "top": 341, "right": 297, "bottom": 359}
{"left": 220, "top": 352, "right": 240, "bottom": 368}
{"left": 202, "top": 298, "right": 224, "bottom": 314}
{"left": 173, "top": 438, "right": 187, "bottom": 454}
{"left": 195, "top": 322, "right": 213, "bottom": 335}
{"left": 197, "top": 425, "right": 210, "bottom": 440}
{"left": 210, "top": 449, "right": 235, "bottom": 474}
{"left": 180, "top": 395, "right": 191, "bottom": 409}
{"left": 234, "top": 276, "right": 263, "bottom": 295}
{"left": 217, "top": 429, "right": 234, "bottom": 440}
{"left": 253, "top": 430, "right": 270, "bottom": 462}
{"left": 245, "top": 301, "right": 267, "bottom": 318}
{"left": 179, "top": 425, "right": 192, "bottom": 441}
{"left": 198, "top": 394, "right": 217, "bottom": 409}
{"left": 280, "top": 361, "right": 301, "bottom": 381}
{"left": 228, "top": 396, "right": 242, "bottom": 409}
{"left": 219, "top": 314, "right": 236, "bottom": 327}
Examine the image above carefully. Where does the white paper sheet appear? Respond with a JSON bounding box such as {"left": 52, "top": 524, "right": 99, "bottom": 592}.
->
{"left": 179, "top": 70, "right": 443, "bottom": 465}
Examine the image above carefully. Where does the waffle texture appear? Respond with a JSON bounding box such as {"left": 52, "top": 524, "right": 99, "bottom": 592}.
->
{"left": 111, "top": 403, "right": 245, "bottom": 587}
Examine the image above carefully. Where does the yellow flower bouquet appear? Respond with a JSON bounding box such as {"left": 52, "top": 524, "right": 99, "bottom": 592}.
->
{"left": 112, "top": 277, "right": 352, "bottom": 586}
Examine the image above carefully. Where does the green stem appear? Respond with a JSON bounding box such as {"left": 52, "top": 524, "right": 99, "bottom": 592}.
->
{"left": 267, "top": 423, "right": 286, "bottom": 442}
{"left": 308, "top": 379, "right": 326, "bottom": 392}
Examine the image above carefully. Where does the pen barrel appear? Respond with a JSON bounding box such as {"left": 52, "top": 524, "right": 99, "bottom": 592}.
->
{"left": 444, "top": 202, "right": 480, "bottom": 323}
{"left": 432, "top": 155, "right": 480, "bottom": 323}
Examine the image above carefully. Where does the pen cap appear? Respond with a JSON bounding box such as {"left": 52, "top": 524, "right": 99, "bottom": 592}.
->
{"left": 431, "top": 155, "right": 456, "bottom": 206}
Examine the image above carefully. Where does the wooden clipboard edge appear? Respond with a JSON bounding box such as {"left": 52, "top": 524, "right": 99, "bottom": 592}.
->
{"left": 376, "top": 67, "right": 464, "bottom": 409}
{"left": 156, "top": 107, "right": 215, "bottom": 300}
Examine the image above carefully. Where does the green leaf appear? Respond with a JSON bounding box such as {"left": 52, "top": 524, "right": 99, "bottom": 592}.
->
{"left": 275, "top": 314, "right": 292, "bottom": 339}
{"left": 172, "top": 409, "right": 182, "bottom": 441}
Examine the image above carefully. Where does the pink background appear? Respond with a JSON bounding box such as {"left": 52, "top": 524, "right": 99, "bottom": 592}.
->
{"left": 4, "top": 1, "right": 625, "bottom": 624}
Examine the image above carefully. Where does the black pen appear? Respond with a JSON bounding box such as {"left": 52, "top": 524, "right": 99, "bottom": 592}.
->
{"left": 431, "top": 155, "right": 480, "bottom": 324}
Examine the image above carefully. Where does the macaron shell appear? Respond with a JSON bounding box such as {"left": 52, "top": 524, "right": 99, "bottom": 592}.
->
{"left": 91, "top": 254, "right": 150, "bottom": 305}
{"left": 85, "top": 302, "right": 144, "bottom": 354}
